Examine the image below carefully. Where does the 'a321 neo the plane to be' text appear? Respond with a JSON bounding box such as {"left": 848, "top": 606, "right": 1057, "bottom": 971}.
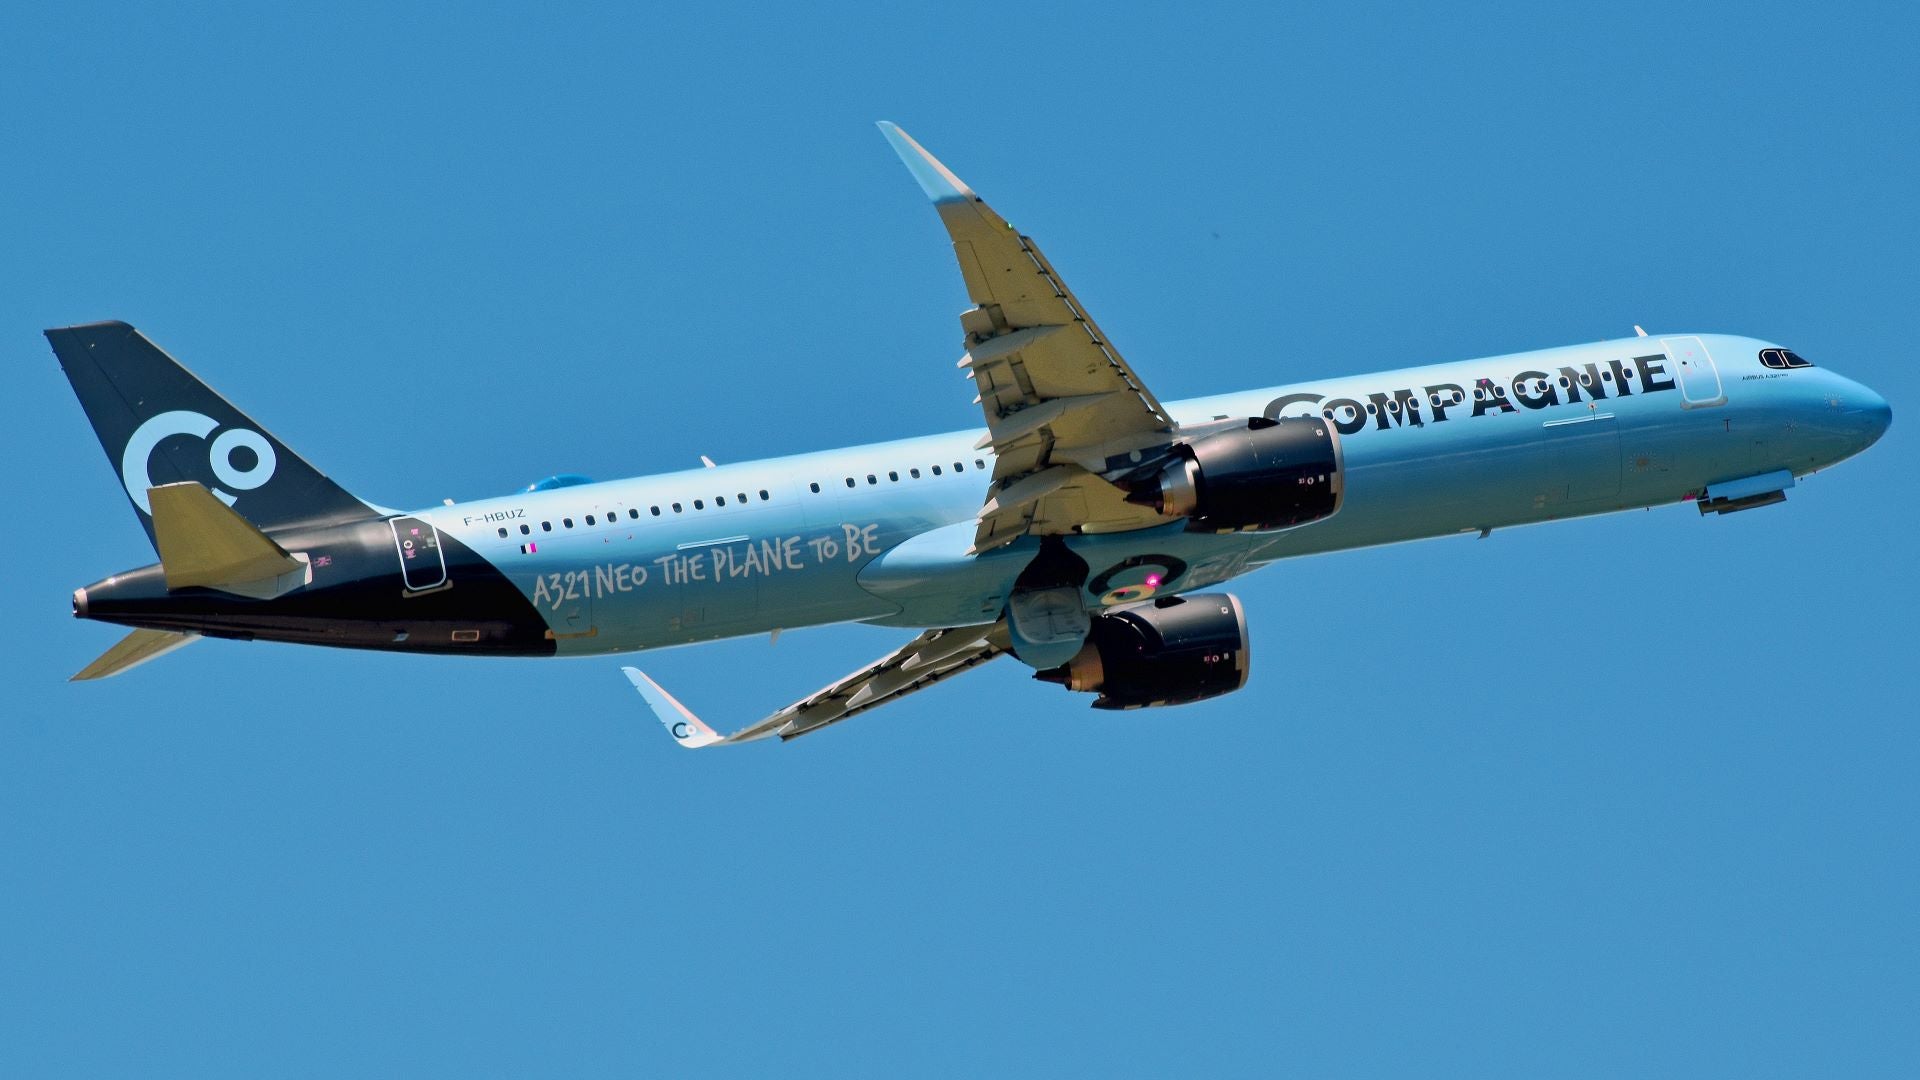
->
{"left": 49, "top": 123, "right": 1892, "bottom": 746}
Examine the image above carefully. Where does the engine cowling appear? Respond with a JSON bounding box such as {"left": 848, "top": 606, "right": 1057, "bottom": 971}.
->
{"left": 1035, "top": 593, "right": 1250, "bottom": 710}
{"left": 1126, "top": 416, "right": 1341, "bottom": 533}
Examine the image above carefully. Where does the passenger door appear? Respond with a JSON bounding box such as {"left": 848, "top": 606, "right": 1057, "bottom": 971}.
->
{"left": 1662, "top": 337, "right": 1726, "bottom": 408}
{"left": 389, "top": 516, "right": 448, "bottom": 593}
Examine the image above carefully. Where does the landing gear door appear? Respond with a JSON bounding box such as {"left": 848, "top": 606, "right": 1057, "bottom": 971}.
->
{"left": 390, "top": 516, "right": 448, "bottom": 592}
{"left": 1662, "top": 337, "right": 1726, "bottom": 408}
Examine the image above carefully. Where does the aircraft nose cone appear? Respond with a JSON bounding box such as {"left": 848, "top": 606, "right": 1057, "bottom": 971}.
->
{"left": 1861, "top": 389, "right": 1893, "bottom": 447}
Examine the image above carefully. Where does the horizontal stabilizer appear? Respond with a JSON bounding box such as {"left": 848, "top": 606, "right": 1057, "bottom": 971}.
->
{"left": 72, "top": 628, "right": 200, "bottom": 681}
{"left": 150, "top": 481, "right": 309, "bottom": 596}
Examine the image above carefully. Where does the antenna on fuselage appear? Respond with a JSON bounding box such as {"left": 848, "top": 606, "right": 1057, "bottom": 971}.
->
{"left": 1634, "top": 325, "right": 1648, "bottom": 337}
{"left": 700, "top": 455, "right": 717, "bottom": 468}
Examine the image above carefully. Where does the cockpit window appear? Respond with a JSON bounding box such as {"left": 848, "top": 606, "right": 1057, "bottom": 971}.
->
{"left": 1760, "top": 348, "right": 1815, "bottom": 369}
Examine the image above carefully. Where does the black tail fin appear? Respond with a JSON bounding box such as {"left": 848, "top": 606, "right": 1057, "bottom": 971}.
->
{"left": 45, "top": 321, "right": 378, "bottom": 549}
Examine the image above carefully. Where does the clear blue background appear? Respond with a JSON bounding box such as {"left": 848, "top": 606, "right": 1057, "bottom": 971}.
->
{"left": 4, "top": 3, "right": 1914, "bottom": 1076}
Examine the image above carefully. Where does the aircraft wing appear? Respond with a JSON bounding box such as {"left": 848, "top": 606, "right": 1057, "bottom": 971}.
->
{"left": 624, "top": 624, "right": 1006, "bottom": 747}
{"left": 879, "top": 123, "right": 1177, "bottom": 551}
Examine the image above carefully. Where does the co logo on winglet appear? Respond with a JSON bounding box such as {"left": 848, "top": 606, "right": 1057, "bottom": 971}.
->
{"left": 671, "top": 721, "right": 691, "bottom": 740}
{"left": 120, "top": 410, "right": 277, "bottom": 514}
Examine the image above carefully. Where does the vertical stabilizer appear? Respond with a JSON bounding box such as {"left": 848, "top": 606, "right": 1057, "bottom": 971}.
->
{"left": 44, "top": 321, "right": 377, "bottom": 550}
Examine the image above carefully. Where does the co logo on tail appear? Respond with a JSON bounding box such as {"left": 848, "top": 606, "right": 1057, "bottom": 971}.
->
{"left": 121, "top": 410, "right": 277, "bottom": 514}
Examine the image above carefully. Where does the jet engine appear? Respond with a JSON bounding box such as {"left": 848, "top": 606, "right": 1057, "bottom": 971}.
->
{"left": 1125, "top": 416, "right": 1341, "bottom": 533}
{"left": 1035, "top": 593, "right": 1250, "bottom": 709}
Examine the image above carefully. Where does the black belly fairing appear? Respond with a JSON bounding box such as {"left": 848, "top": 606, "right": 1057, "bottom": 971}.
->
{"left": 78, "top": 519, "right": 557, "bottom": 657}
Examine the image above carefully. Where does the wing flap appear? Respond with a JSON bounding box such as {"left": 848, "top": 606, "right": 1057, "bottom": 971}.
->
{"left": 877, "top": 123, "right": 1176, "bottom": 551}
{"left": 623, "top": 625, "right": 1006, "bottom": 748}
{"left": 746, "top": 624, "right": 1005, "bottom": 741}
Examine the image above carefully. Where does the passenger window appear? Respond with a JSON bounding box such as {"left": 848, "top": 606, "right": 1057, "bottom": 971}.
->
{"left": 497, "top": 527, "right": 508, "bottom": 538}
{"left": 629, "top": 508, "right": 639, "bottom": 520}
{"left": 909, "top": 468, "right": 920, "bottom": 478}
{"left": 563, "top": 518, "right": 574, "bottom": 528}
{"left": 585, "top": 515, "right": 595, "bottom": 525}
{"left": 888, "top": 471, "right": 898, "bottom": 481}
{"left": 716, "top": 496, "right": 726, "bottom": 507}
{"left": 759, "top": 490, "right": 769, "bottom": 501}
{"left": 694, "top": 499, "right": 704, "bottom": 510}
{"left": 520, "top": 524, "right": 530, "bottom": 535}
{"left": 954, "top": 462, "right": 964, "bottom": 472}
{"left": 932, "top": 465, "right": 942, "bottom": 475}
{"left": 867, "top": 474, "right": 877, "bottom": 485}
{"left": 672, "top": 503, "right": 682, "bottom": 513}
{"left": 541, "top": 521, "right": 552, "bottom": 532}
{"left": 651, "top": 506, "right": 661, "bottom": 516}
{"left": 975, "top": 459, "right": 986, "bottom": 469}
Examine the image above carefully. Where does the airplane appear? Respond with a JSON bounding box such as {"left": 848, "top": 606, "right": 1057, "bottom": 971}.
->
{"left": 49, "top": 123, "right": 1891, "bottom": 747}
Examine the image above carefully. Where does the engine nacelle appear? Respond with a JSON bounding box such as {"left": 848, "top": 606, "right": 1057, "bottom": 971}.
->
{"left": 1126, "top": 417, "right": 1341, "bottom": 533}
{"left": 1035, "top": 593, "right": 1250, "bottom": 710}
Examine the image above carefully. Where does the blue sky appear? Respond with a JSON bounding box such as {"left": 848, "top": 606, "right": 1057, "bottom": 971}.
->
{"left": 4, "top": 2, "right": 1915, "bottom": 1076}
